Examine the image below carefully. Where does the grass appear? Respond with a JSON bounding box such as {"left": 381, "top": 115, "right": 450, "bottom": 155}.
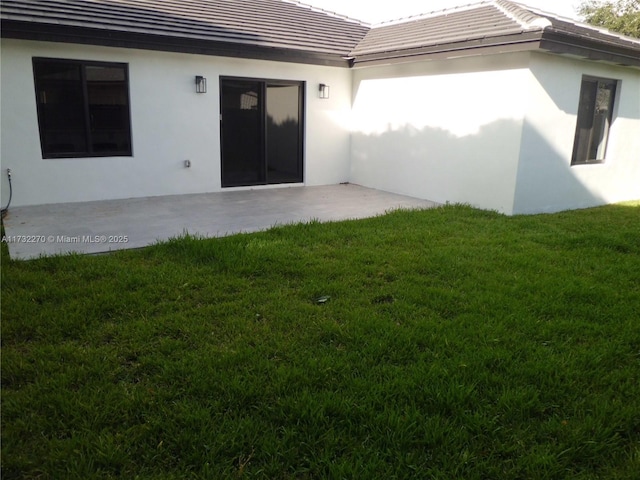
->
{"left": 2, "top": 203, "right": 640, "bottom": 479}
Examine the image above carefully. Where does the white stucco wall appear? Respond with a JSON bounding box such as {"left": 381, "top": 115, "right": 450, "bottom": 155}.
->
{"left": 349, "top": 53, "right": 532, "bottom": 215}
{"left": 514, "top": 53, "right": 640, "bottom": 214}
{"left": 3, "top": 38, "right": 638, "bottom": 215}
{"left": 0, "top": 39, "right": 353, "bottom": 207}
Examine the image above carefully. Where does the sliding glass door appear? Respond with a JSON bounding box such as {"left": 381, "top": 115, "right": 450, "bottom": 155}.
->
{"left": 220, "top": 78, "right": 303, "bottom": 187}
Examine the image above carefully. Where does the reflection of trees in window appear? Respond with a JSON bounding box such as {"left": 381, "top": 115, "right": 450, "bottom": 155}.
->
{"left": 572, "top": 76, "right": 617, "bottom": 165}
{"left": 595, "top": 82, "right": 613, "bottom": 111}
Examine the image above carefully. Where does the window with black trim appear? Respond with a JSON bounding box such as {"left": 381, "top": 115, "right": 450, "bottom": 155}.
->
{"left": 33, "top": 58, "right": 132, "bottom": 158}
{"left": 571, "top": 76, "right": 617, "bottom": 166}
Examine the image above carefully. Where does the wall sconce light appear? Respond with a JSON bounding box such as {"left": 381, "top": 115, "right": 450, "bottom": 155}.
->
{"left": 319, "top": 83, "right": 330, "bottom": 99}
{"left": 195, "top": 75, "right": 207, "bottom": 94}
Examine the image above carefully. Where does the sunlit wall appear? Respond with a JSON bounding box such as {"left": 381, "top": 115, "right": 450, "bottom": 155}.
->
{"left": 350, "top": 53, "right": 532, "bottom": 214}
{"left": 514, "top": 52, "right": 640, "bottom": 214}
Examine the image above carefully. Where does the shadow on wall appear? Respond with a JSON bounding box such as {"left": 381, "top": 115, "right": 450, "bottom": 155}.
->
{"left": 514, "top": 119, "right": 621, "bottom": 214}
{"left": 350, "top": 118, "right": 605, "bottom": 215}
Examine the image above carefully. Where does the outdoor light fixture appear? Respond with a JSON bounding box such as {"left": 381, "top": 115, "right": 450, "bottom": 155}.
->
{"left": 195, "top": 75, "right": 207, "bottom": 93}
{"left": 319, "top": 83, "right": 330, "bottom": 99}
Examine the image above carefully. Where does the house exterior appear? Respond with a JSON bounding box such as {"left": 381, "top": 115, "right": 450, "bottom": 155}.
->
{"left": 1, "top": 0, "right": 639, "bottom": 215}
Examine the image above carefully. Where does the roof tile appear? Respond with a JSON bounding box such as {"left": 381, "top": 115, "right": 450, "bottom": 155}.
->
{"left": 2, "top": 0, "right": 639, "bottom": 67}
{"left": 0, "top": 0, "right": 369, "bottom": 56}
{"left": 350, "top": 4, "right": 534, "bottom": 57}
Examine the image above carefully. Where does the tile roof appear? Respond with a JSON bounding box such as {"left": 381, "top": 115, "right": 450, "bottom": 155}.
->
{"left": 1, "top": 0, "right": 639, "bottom": 68}
{"left": 350, "top": 0, "right": 640, "bottom": 66}
{"left": 351, "top": 3, "right": 531, "bottom": 58}
{"left": 0, "top": 0, "right": 369, "bottom": 65}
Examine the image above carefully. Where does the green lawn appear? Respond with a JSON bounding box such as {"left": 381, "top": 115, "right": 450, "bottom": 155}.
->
{"left": 2, "top": 203, "right": 639, "bottom": 479}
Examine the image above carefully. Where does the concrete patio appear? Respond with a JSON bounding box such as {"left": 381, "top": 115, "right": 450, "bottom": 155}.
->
{"left": 3, "top": 184, "right": 439, "bottom": 260}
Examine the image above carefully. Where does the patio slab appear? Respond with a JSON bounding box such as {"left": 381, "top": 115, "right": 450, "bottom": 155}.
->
{"left": 3, "top": 184, "right": 439, "bottom": 260}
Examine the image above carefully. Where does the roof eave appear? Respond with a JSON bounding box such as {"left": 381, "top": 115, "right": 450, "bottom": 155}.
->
{"left": 539, "top": 28, "right": 640, "bottom": 68}
{"left": 0, "top": 19, "right": 354, "bottom": 68}
{"left": 350, "top": 28, "right": 640, "bottom": 69}
{"left": 350, "top": 31, "right": 544, "bottom": 67}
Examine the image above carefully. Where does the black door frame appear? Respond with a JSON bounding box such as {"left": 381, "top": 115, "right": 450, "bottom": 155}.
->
{"left": 220, "top": 76, "right": 305, "bottom": 187}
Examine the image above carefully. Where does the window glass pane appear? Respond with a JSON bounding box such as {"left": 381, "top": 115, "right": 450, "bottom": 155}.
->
{"left": 571, "top": 76, "right": 617, "bottom": 165}
{"left": 33, "top": 59, "right": 132, "bottom": 158}
{"left": 86, "top": 65, "right": 131, "bottom": 154}
{"left": 86, "top": 65, "right": 126, "bottom": 82}
{"left": 266, "top": 84, "right": 301, "bottom": 183}
{"left": 220, "top": 81, "right": 264, "bottom": 186}
{"left": 592, "top": 81, "right": 615, "bottom": 160}
{"left": 34, "top": 62, "right": 88, "bottom": 155}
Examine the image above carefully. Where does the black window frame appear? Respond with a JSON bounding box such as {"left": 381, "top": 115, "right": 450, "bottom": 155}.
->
{"left": 571, "top": 75, "right": 618, "bottom": 166}
{"left": 32, "top": 57, "right": 133, "bottom": 159}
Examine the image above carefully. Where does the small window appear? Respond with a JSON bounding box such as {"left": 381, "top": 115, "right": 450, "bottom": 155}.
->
{"left": 33, "top": 58, "right": 132, "bottom": 158}
{"left": 571, "top": 76, "right": 617, "bottom": 166}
